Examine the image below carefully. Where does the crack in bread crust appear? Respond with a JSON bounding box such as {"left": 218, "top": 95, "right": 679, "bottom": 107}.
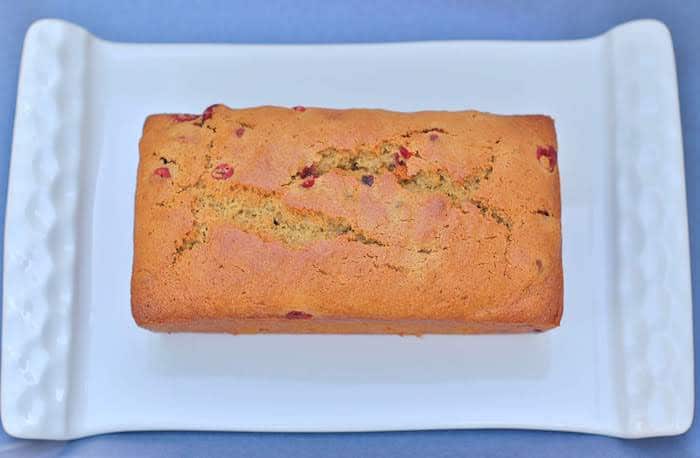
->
{"left": 171, "top": 185, "right": 390, "bottom": 264}
{"left": 282, "top": 147, "right": 508, "bottom": 225}
{"left": 168, "top": 155, "right": 506, "bottom": 263}
{"left": 163, "top": 141, "right": 513, "bottom": 263}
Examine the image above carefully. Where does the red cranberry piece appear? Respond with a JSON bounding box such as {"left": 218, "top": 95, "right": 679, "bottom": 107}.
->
{"left": 235, "top": 127, "right": 245, "bottom": 138}
{"left": 211, "top": 163, "right": 234, "bottom": 180}
{"left": 172, "top": 114, "right": 198, "bottom": 122}
{"left": 399, "top": 146, "right": 412, "bottom": 159}
{"left": 300, "top": 164, "right": 319, "bottom": 179}
{"left": 153, "top": 167, "right": 171, "bottom": 178}
{"left": 394, "top": 152, "right": 406, "bottom": 166}
{"left": 301, "top": 177, "right": 315, "bottom": 188}
{"left": 292, "top": 106, "right": 306, "bottom": 112}
{"left": 429, "top": 133, "right": 439, "bottom": 141}
{"left": 536, "top": 145, "right": 558, "bottom": 171}
{"left": 286, "top": 311, "right": 313, "bottom": 319}
{"left": 361, "top": 175, "right": 374, "bottom": 187}
{"left": 202, "top": 104, "right": 220, "bottom": 121}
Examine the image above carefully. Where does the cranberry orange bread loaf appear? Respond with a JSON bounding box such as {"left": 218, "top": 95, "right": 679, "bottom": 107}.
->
{"left": 131, "top": 104, "right": 562, "bottom": 334}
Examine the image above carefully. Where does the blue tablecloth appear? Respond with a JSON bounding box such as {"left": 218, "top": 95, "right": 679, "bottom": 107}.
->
{"left": 1, "top": 1, "right": 698, "bottom": 456}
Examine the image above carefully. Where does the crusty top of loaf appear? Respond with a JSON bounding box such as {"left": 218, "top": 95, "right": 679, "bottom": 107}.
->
{"left": 132, "top": 104, "right": 561, "bottom": 326}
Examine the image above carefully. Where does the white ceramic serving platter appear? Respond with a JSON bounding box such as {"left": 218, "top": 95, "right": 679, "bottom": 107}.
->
{"left": 2, "top": 19, "right": 693, "bottom": 439}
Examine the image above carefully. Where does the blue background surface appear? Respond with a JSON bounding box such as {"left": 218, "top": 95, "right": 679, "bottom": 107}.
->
{"left": 1, "top": 1, "right": 698, "bottom": 456}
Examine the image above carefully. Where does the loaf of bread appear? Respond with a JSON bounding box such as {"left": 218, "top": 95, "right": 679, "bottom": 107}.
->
{"left": 131, "top": 104, "right": 562, "bottom": 334}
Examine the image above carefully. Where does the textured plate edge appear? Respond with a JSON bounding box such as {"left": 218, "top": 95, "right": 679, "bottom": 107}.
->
{"left": 608, "top": 19, "right": 694, "bottom": 438}
{"left": 1, "top": 19, "right": 90, "bottom": 439}
{"left": 2, "top": 18, "right": 693, "bottom": 440}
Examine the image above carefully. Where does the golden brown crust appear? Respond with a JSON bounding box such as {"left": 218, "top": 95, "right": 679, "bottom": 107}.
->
{"left": 131, "top": 105, "right": 562, "bottom": 334}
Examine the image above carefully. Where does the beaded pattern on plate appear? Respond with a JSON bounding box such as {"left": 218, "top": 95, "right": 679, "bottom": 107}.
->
{"left": 610, "top": 22, "right": 693, "bottom": 437}
{"left": 2, "top": 20, "right": 88, "bottom": 438}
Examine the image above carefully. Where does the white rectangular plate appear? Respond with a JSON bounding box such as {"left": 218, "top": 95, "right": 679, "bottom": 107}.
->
{"left": 2, "top": 19, "right": 693, "bottom": 439}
